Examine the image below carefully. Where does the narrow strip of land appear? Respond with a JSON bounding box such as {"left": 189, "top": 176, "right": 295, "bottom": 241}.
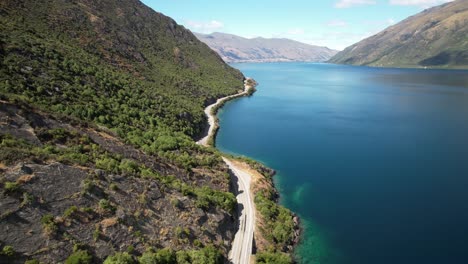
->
{"left": 197, "top": 79, "right": 256, "bottom": 264}
{"left": 196, "top": 79, "right": 252, "bottom": 146}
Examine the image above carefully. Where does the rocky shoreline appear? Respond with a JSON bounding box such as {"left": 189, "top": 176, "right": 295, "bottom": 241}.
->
{"left": 250, "top": 161, "right": 302, "bottom": 256}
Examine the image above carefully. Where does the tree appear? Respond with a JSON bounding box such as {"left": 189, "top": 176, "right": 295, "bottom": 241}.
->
{"left": 256, "top": 251, "right": 292, "bottom": 264}
{"left": 103, "top": 252, "right": 135, "bottom": 264}
{"left": 65, "top": 250, "right": 92, "bottom": 264}
{"left": 138, "top": 249, "right": 176, "bottom": 264}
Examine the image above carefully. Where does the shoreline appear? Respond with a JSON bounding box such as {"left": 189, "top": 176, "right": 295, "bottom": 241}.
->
{"left": 197, "top": 78, "right": 301, "bottom": 263}
{"left": 196, "top": 78, "right": 256, "bottom": 147}
{"left": 227, "top": 155, "right": 302, "bottom": 260}
{"left": 197, "top": 78, "right": 257, "bottom": 264}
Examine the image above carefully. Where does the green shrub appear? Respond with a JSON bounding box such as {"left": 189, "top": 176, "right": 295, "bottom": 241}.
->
{"left": 95, "top": 157, "right": 120, "bottom": 173}
{"left": 81, "top": 179, "right": 95, "bottom": 195}
{"left": 154, "top": 135, "right": 179, "bottom": 152}
{"left": 175, "top": 251, "right": 191, "bottom": 264}
{"left": 59, "top": 152, "right": 89, "bottom": 165}
{"left": 188, "top": 246, "right": 223, "bottom": 264}
{"left": 99, "top": 199, "right": 115, "bottom": 213}
{"left": 174, "top": 227, "right": 183, "bottom": 238}
{"left": 93, "top": 226, "right": 101, "bottom": 242}
{"left": 65, "top": 250, "right": 92, "bottom": 264}
{"left": 20, "top": 192, "right": 34, "bottom": 207}
{"left": 194, "top": 186, "right": 236, "bottom": 213}
{"left": 256, "top": 251, "right": 292, "bottom": 264}
{"left": 80, "top": 207, "right": 94, "bottom": 214}
{"left": 41, "top": 214, "right": 54, "bottom": 225}
{"left": 73, "top": 243, "right": 84, "bottom": 253}
{"left": 138, "top": 249, "right": 176, "bottom": 264}
{"left": 119, "top": 159, "right": 139, "bottom": 174}
{"left": 1, "top": 245, "right": 15, "bottom": 257}
{"left": 170, "top": 198, "right": 182, "bottom": 208}
{"left": 193, "top": 239, "right": 202, "bottom": 248}
{"left": 110, "top": 183, "right": 118, "bottom": 191}
{"left": 3, "top": 181, "right": 19, "bottom": 193}
{"left": 126, "top": 245, "right": 134, "bottom": 254}
{"left": 40, "top": 214, "right": 58, "bottom": 235}
{"left": 47, "top": 128, "right": 70, "bottom": 143}
{"left": 103, "top": 252, "right": 134, "bottom": 264}
{"left": 63, "top": 206, "right": 78, "bottom": 218}
{"left": 255, "top": 190, "right": 295, "bottom": 247}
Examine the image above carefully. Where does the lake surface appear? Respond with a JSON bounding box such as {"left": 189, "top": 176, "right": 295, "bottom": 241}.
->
{"left": 216, "top": 63, "right": 468, "bottom": 264}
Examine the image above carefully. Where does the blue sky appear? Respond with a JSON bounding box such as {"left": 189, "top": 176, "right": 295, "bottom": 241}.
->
{"left": 141, "top": 0, "right": 453, "bottom": 50}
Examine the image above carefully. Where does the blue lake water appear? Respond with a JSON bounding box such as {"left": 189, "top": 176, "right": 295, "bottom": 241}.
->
{"left": 216, "top": 63, "right": 468, "bottom": 264}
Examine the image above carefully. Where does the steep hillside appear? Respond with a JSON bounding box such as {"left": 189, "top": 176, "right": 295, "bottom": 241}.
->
{"left": 329, "top": 0, "right": 468, "bottom": 69}
{"left": 195, "top": 32, "right": 338, "bottom": 63}
{"left": 0, "top": 0, "right": 245, "bottom": 263}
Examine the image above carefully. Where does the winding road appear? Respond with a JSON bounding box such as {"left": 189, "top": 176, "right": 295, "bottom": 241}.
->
{"left": 197, "top": 79, "right": 255, "bottom": 264}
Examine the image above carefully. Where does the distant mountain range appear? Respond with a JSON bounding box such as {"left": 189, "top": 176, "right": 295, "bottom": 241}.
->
{"left": 329, "top": 0, "right": 468, "bottom": 69}
{"left": 195, "top": 32, "right": 338, "bottom": 63}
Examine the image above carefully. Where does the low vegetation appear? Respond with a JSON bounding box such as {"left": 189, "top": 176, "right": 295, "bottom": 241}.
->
{"left": 256, "top": 251, "right": 292, "bottom": 264}
{"left": 227, "top": 157, "right": 298, "bottom": 263}
{"left": 3, "top": 181, "right": 19, "bottom": 193}
{"left": 65, "top": 250, "right": 93, "bottom": 264}
{"left": 255, "top": 191, "right": 296, "bottom": 248}
{"left": 40, "top": 214, "right": 58, "bottom": 236}
{"left": 0, "top": 108, "right": 236, "bottom": 262}
{"left": 1, "top": 245, "right": 15, "bottom": 257}
{"left": 97, "top": 246, "right": 223, "bottom": 264}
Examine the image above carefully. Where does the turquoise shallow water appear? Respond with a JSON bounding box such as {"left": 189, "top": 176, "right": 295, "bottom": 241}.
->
{"left": 216, "top": 63, "right": 468, "bottom": 264}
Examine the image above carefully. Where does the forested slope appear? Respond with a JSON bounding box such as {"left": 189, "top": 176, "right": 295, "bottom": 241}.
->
{"left": 0, "top": 0, "right": 245, "bottom": 263}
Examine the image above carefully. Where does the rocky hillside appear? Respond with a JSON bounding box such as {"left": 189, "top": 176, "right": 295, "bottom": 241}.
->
{"left": 329, "top": 0, "right": 468, "bottom": 69}
{"left": 0, "top": 0, "right": 245, "bottom": 263}
{"left": 195, "top": 32, "right": 338, "bottom": 63}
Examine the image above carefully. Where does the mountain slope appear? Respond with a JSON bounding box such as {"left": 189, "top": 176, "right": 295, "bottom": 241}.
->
{"left": 0, "top": 0, "right": 245, "bottom": 263}
{"left": 0, "top": 0, "right": 245, "bottom": 137}
{"left": 195, "top": 32, "right": 338, "bottom": 63}
{"left": 329, "top": 0, "right": 468, "bottom": 69}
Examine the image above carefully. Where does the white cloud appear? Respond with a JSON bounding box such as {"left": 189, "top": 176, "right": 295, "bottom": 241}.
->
{"left": 389, "top": 0, "right": 453, "bottom": 7}
{"left": 335, "top": 0, "right": 376, "bottom": 8}
{"left": 185, "top": 20, "right": 224, "bottom": 33}
{"left": 326, "top": 19, "right": 349, "bottom": 27}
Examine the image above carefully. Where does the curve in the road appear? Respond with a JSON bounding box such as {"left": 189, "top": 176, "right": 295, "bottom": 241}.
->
{"left": 196, "top": 79, "right": 252, "bottom": 146}
{"left": 196, "top": 79, "right": 256, "bottom": 264}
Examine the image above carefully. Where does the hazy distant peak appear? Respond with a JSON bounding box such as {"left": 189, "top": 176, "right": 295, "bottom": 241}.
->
{"left": 195, "top": 32, "right": 339, "bottom": 63}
